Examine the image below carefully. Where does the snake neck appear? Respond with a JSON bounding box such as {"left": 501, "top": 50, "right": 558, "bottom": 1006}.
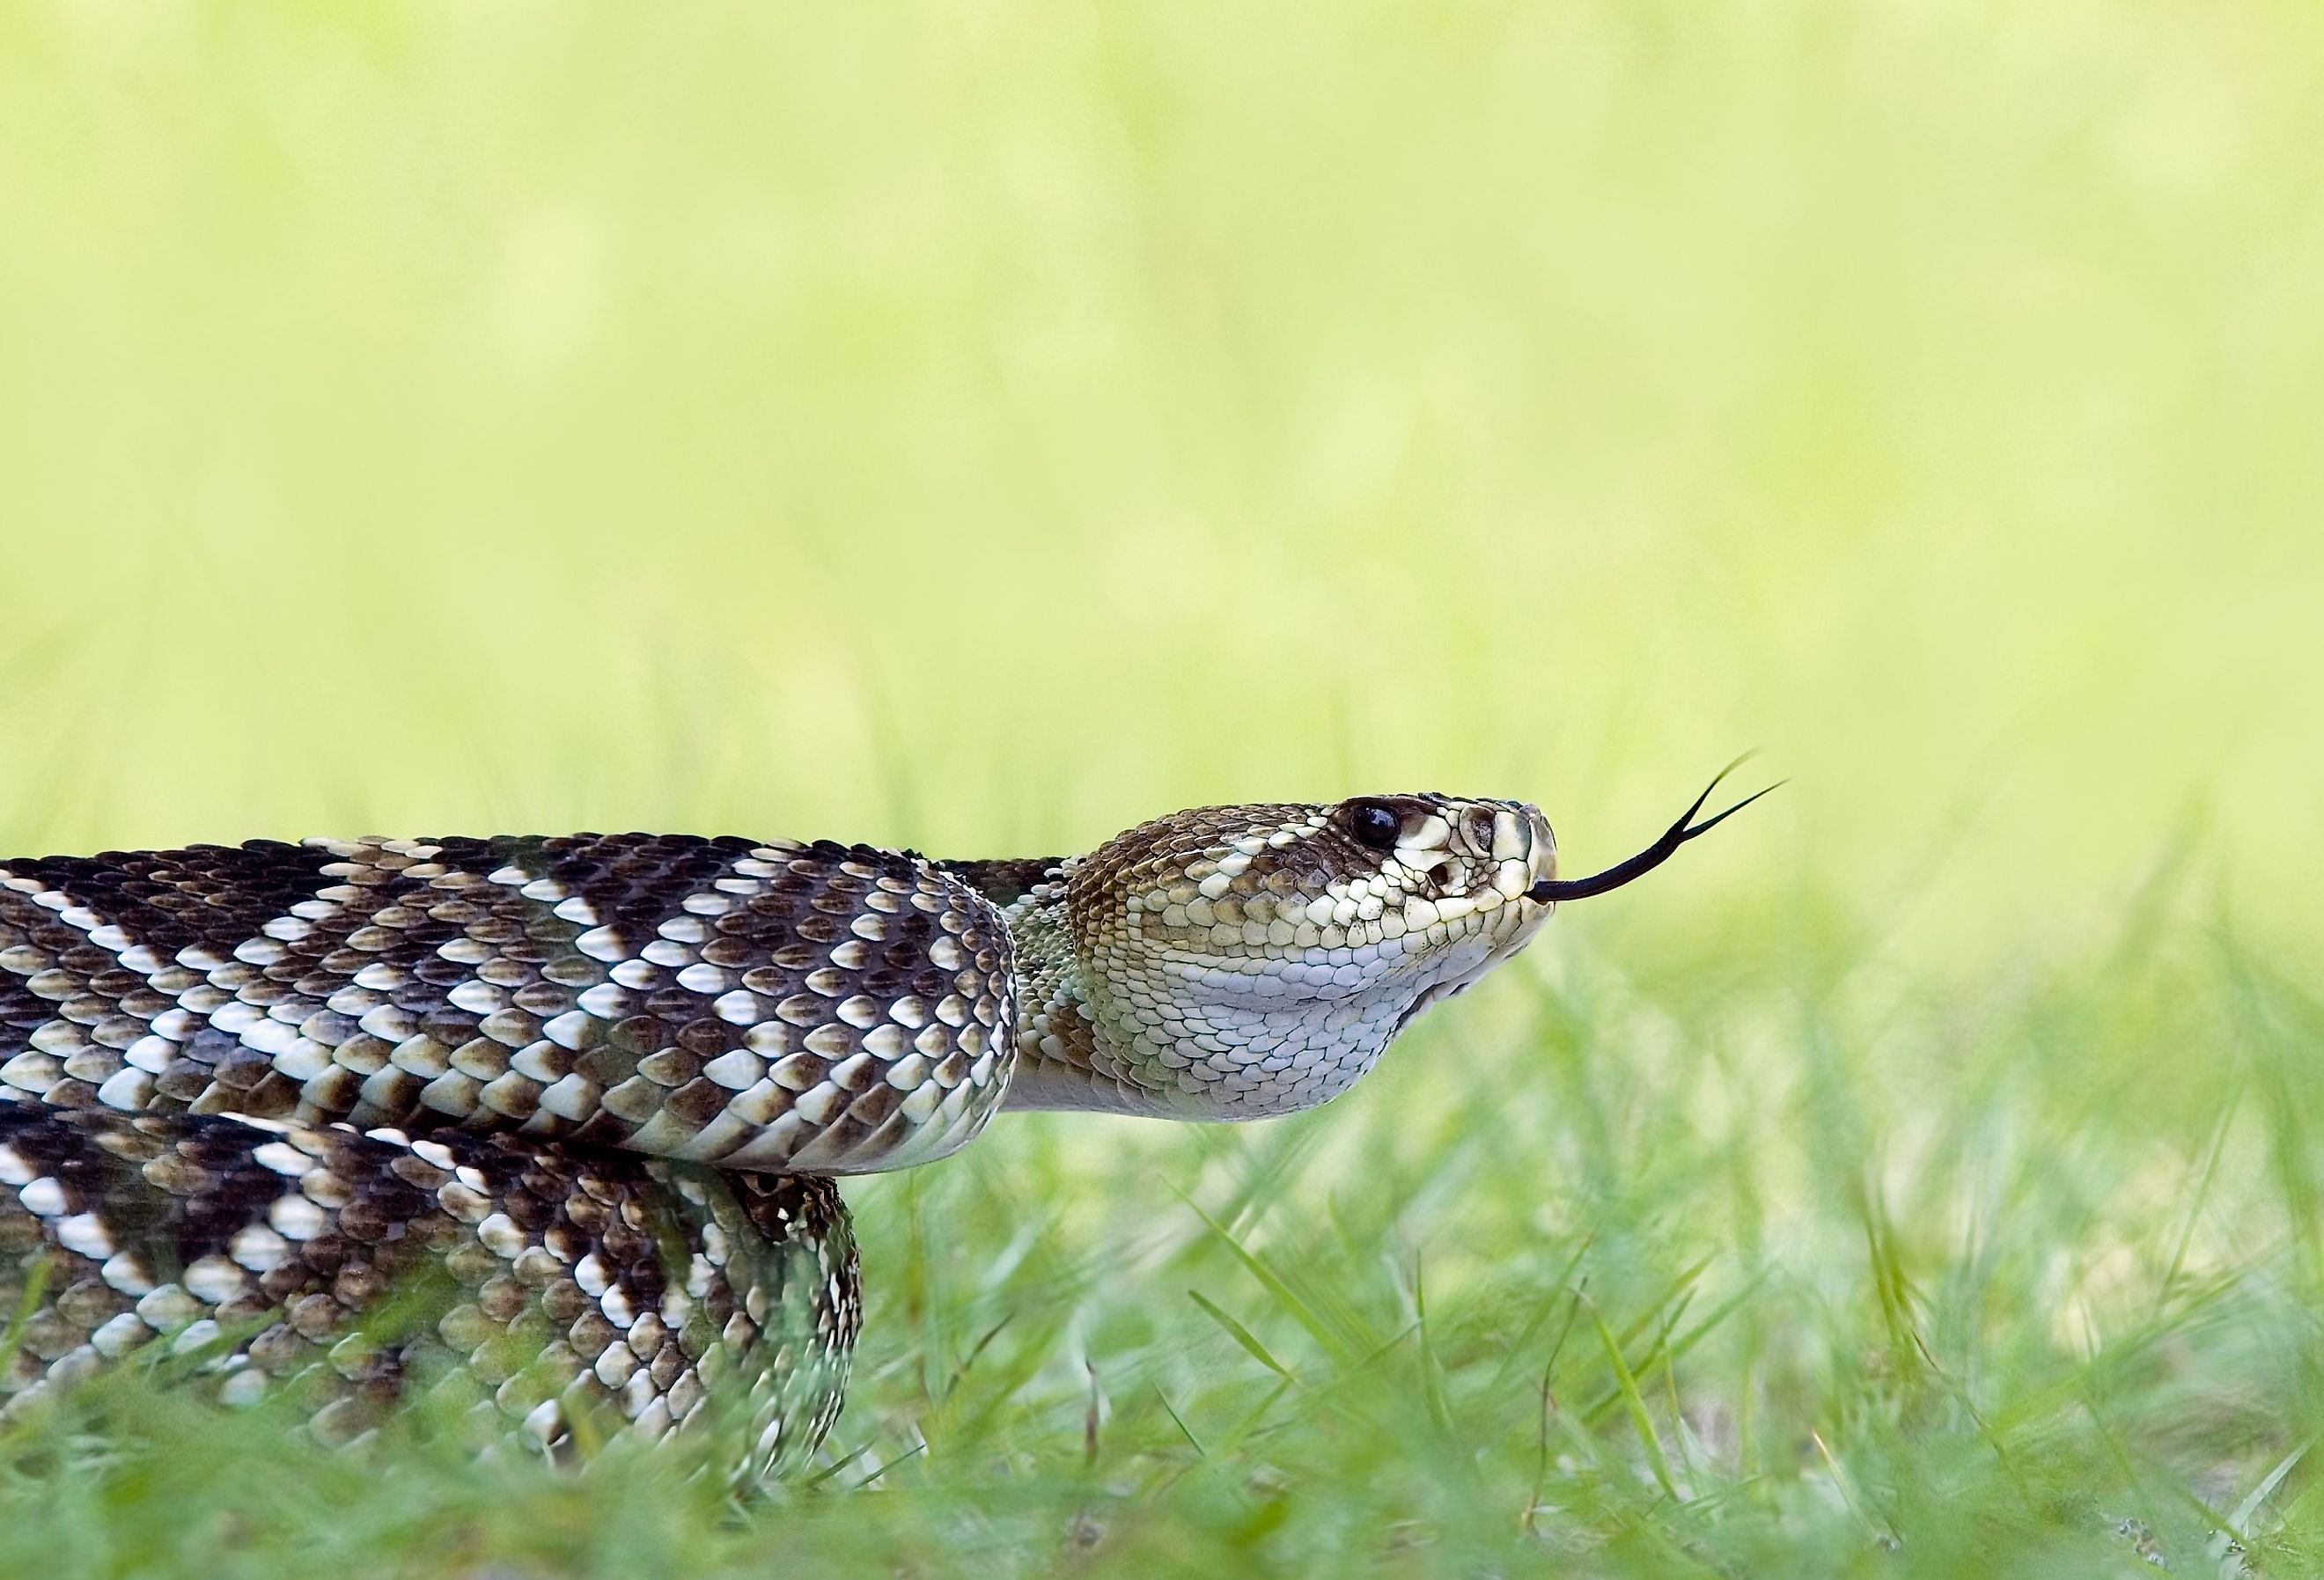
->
{"left": 938, "top": 857, "right": 1137, "bottom": 1114}
{"left": 1000, "top": 881, "right": 1168, "bottom": 1116}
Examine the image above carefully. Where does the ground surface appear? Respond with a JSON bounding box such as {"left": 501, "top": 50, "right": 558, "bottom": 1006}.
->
{"left": 3, "top": 0, "right": 2321, "bottom": 1574}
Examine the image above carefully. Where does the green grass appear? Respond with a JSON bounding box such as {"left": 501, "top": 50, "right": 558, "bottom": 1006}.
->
{"left": 3, "top": 0, "right": 2323, "bottom": 1573}
{"left": 7, "top": 912, "right": 2323, "bottom": 1576}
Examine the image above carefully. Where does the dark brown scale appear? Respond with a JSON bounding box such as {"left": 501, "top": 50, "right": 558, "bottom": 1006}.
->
{"left": 232, "top": 1073, "right": 302, "bottom": 1120}
{"left": 482, "top": 1010, "right": 541, "bottom": 1047}
{"left": 313, "top": 1047, "right": 374, "bottom": 1092}
{"left": 352, "top": 1069, "right": 420, "bottom": 1120}
{"left": 183, "top": 1028, "right": 238, "bottom": 1067}
{"left": 214, "top": 1047, "right": 276, "bottom": 1091}
{"left": 569, "top": 1110, "right": 640, "bottom": 1150}
{"left": 664, "top": 1079, "right": 729, "bottom": 1129}
{"left": 574, "top": 1047, "right": 634, "bottom": 1087}
{"left": 43, "top": 1079, "right": 96, "bottom": 1109}
{"left": 467, "top": 915, "right": 524, "bottom": 948}
{"left": 0, "top": 988, "right": 47, "bottom": 1039}
{"left": 541, "top": 957, "right": 603, "bottom": 988}
{"left": 414, "top": 956, "right": 473, "bottom": 988}
{"left": 511, "top": 982, "right": 572, "bottom": 1016}
{"left": 26, "top": 920, "right": 78, "bottom": 953}
{"left": 600, "top": 1217, "right": 651, "bottom": 1271}
{"left": 638, "top": 1050, "right": 699, "bottom": 1087}
{"left": 697, "top": 937, "right": 750, "bottom": 969}
{"left": 849, "top": 1085, "right": 902, "bottom": 1128}
{"left": 91, "top": 1015, "right": 143, "bottom": 1047}
{"left": 81, "top": 964, "right": 138, "bottom": 995}
{"left": 301, "top": 1010, "right": 360, "bottom": 1045}
{"left": 500, "top": 1188, "right": 552, "bottom": 1233}
{"left": 422, "top": 1007, "right": 482, "bottom": 1044}
{"left": 676, "top": 1020, "right": 739, "bottom": 1058}
{"left": 609, "top": 1017, "right": 664, "bottom": 1056}
{"left": 809, "top": 1112, "right": 874, "bottom": 1160}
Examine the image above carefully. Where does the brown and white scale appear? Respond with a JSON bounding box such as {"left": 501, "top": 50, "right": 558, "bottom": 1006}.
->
{"left": 0, "top": 785, "right": 1743, "bottom": 1472}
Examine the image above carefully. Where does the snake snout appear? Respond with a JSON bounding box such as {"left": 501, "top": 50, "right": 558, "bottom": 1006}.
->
{"left": 1493, "top": 804, "right": 1557, "bottom": 901}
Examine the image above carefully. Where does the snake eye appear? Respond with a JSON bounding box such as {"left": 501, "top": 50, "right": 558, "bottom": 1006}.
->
{"left": 1345, "top": 800, "right": 1402, "bottom": 851}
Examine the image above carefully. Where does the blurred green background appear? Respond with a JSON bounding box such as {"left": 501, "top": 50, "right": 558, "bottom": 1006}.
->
{"left": 5, "top": 0, "right": 2318, "bottom": 960}
{"left": 4, "top": 1, "right": 2324, "bottom": 1573}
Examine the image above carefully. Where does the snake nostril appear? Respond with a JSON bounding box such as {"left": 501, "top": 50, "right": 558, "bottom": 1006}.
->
{"left": 1427, "top": 861, "right": 1459, "bottom": 890}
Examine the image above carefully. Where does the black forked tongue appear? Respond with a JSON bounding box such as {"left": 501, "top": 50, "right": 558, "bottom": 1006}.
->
{"left": 1526, "top": 755, "right": 1783, "bottom": 904}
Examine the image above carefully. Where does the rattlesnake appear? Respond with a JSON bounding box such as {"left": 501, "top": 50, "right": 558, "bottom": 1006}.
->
{"left": 0, "top": 771, "right": 1764, "bottom": 1474}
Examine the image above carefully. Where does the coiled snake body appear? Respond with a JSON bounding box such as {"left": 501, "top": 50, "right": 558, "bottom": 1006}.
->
{"left": 0, "top": 783, "right": 1751, "bottom": 1472}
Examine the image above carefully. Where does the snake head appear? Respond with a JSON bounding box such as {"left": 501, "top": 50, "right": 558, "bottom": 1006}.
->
{"left": 997, "top": 765, "right": 1775, "bottom": 1121}
{"left": 999, "top": 794, "right": 1561, "bottom": 1118}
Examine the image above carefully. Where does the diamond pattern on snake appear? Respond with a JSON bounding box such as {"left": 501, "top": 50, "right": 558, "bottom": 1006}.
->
{"left": 0, "top": 772, "right": 1765, "bottom": 1473}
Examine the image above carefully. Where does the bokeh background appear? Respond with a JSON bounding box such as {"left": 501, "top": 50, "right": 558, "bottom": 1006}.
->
{"left": 4, "top": 1, "right": 2323, "bottom": 1573}
{"left": 6, "top": 0, "right": 2318, "bottom": 959}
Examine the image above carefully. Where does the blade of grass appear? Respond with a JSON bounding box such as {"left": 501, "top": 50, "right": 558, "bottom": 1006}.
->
{"left": 1588, "top": 1299, "right": 1679, "bottom": 1502}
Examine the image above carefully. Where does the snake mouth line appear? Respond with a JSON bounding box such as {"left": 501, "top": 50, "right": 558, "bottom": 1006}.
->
{"left": 1526, "top": 755, "right": 1783, "bottom": 905}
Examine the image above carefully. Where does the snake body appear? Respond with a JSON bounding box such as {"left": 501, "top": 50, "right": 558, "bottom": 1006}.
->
{"left": 0, "top": 797, "right": 1565, "bottom": 1466}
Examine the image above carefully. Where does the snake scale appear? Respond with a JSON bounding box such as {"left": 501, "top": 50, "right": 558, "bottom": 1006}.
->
{"left": 0, "top": 773, "right": 1762, "bottom": 1474}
